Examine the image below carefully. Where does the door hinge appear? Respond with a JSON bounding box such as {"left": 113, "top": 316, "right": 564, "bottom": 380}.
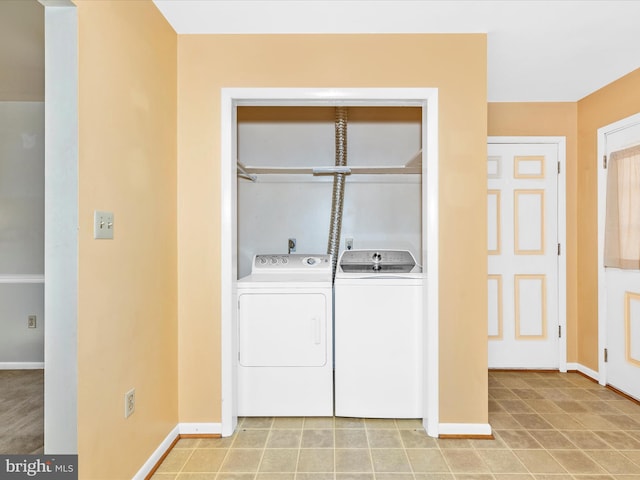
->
{"left": 558, "top": 325, "right": 562, "bottom": 338}
{"left": 558, "top": 243, "right": 561, "bottom": 256}
{"left": 603, "top": 155, "right": 608, "bottom": 169}
{"left": 557, "top": 161, "right": 561, "bottom": 174}
{"left": 604, "top": 348, "right": 608, "bottom": 363}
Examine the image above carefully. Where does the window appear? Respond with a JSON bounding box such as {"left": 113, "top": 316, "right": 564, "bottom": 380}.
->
{"left": 604, "top": 145, "right": 640, "bottom": 269}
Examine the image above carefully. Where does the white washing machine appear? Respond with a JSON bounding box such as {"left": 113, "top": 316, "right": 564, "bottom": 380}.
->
{"left": 334, "top": 249, "right": 423, "bottom": 418}
{"left": 237, "top": 253, "right": 333, "bottom": 416}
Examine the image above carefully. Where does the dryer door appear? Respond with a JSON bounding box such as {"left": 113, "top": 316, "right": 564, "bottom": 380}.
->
{"left": 239, "top": 292, "right": 327, "bottom": 367}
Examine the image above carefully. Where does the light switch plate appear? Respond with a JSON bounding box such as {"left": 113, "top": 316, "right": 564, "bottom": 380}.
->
{"left": 94, "top": 210, "right": 114, "bottom": 239}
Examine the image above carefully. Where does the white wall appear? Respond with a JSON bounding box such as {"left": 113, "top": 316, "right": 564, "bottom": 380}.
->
{"left": 0, "top": 102, "right": 44, "bottom": 273}
{"left": 0, "top": 284, "right": 44, "bottom": 363}
{"left": 0, "top": 101, "right": 44, "bottom": 366}
{"left": 237, "top": 106, "right": 422, "bottom": 277}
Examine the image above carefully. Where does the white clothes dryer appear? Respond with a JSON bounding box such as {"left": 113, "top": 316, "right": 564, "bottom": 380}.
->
{"left": 237, "top": 253, "right": 333, "bottom": 416}
{"left": 334, "top": 249, "right": 423, "bottom": 418}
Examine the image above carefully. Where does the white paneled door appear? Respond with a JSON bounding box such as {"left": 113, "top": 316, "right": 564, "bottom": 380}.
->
{"left": 488, "top": 141, "right": 562, "bottom": 368}
{"left": 599, "top": 115, "right": 640, "bottom": 401}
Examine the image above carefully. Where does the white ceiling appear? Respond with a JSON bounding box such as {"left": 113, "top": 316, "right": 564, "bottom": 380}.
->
{"left": 153, "top": 0, "right": 640, "bottom": 102}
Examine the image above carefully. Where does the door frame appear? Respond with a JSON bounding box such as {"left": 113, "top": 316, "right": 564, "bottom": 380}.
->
{"left": 487, "top": 136, "right": 567, "bottom": 372}
{"left": 597, "top": 112, "right": 640, "bottom": 387}
{"left": 41, "top": 0, "right": 79, "bottom": 454}
{"left": 221, "top": 88, "right": 440, "bottom": 437}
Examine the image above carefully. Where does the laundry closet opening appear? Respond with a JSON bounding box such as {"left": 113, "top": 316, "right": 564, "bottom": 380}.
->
{"left": 220, "top": 87, "right": 439, "bottom": 438}
{"left": 234, "top": 105, "right": 424, "bottom": 420}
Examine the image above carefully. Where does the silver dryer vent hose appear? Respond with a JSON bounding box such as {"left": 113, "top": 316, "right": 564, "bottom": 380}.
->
{"left": 327, "top": 107, "right": 348, "bottom": 279}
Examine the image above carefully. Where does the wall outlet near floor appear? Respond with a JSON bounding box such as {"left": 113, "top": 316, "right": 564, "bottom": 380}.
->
{"left": 28, "top": 315, "right": 37, "bottom": 328}
{"left": 124, "top": 388, "right": 135, "bottom": 418}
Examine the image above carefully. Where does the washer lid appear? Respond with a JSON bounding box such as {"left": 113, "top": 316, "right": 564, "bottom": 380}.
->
{"left": 338, "top": 249, "right": 419, "bottom": 274}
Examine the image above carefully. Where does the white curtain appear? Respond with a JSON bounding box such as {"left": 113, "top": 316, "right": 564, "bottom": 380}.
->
{"left": 605, "top": 144, "right": 640, "bottom": 269}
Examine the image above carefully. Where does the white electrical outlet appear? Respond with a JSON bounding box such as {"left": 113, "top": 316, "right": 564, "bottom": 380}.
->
{"left": 124, "top": 388, "right": 135, "bottom": 418}
{"left": 94, "top": 210, "right": 114, "bottom": 239}
{"left": 28, "top": 315, "right": 37, "bottom": 328}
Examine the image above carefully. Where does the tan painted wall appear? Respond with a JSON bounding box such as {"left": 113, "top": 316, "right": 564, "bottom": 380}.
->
{"left": 177, "top": 34, "right": 488, "bottom": 425}
{"left": 577, "top": 68, "right": 640, "bottom": 370}
{"left": 488, "top": 103, "right": 578, "bottom": 362}
{"left": 76, "top": 1, "right": 178, "bottom": 478}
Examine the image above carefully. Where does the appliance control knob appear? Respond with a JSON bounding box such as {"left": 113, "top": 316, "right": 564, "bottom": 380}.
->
{"left": 270, "top": 257, "right": 277, "bottom": 264}
{"left": 372, "top": 252, "right": 382, "bottom": 262}
{"left": 259, "top": 257, "right": 267, "bottom": 265}
{"left": 306, "top": 257, "right": 317, "bottom": 266}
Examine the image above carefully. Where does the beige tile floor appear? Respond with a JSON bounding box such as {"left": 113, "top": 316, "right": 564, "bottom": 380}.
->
{"left": 152, "top": 371, "right": 640, "bottom": 479}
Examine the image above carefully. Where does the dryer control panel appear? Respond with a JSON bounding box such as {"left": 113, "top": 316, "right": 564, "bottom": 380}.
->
{"left": 251, "top": 254, "right": 332, "bottom": 274}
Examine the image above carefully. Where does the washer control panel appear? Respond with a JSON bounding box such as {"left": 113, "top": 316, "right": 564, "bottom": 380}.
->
{"left": 252, "top": 254, "right": 331, "bottom": 274}
{"left": 338, "top": 249, "right": 419, "bottom": 274}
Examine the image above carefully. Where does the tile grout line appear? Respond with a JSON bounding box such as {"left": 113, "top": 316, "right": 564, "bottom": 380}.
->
{"left": 435, "top": 431, "right": 454, "bottom": 477}
{"left": 508, "top": 379, "right": 572, "bottom": 478}
{"left": 532, "top": 375, "right": 568, "bottom": 478}
{"left": 494, "top": 380, "right": 542, "bottom": 478}
{"left": 293, "top": 418, "right": 304, "bottom": 478}
{"left": 331, "top": 418, "right": 338, "bottom": 478}
{"left": 253, "top": 421, "right": 272, "bottom": 480}
{"left": 395, "top": 420, "right": 418, "bottom": 479}
{"left": 175, "top": 446, "right": 196, "bottom": 478}
{"left": 511, "top": 380, "right": 562, "bottom": 479}
{"left": 363, "top": 420, "right": 376, "bottom": 479}
{"left": 220, "top": 420, "right": 240, "bottom": 478}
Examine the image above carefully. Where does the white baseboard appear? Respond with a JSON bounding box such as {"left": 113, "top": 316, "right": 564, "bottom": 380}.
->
{"left": 439, "top": 423, "right": 492, "bottom": 436}
{"left": 179, "top": 422, "right": 222, "bottom": 435}
{"left": 566, "top": 362, "right": 599, "bottom": 382}
{"left": 132, "top": 425, "right": 179, "bottom": 480}
{"left": 0, "top": 362, "right": 44, "bottom": 370}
